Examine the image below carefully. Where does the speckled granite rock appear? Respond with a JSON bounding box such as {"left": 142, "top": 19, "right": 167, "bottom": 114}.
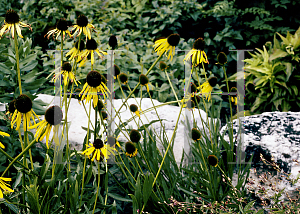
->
{"left": 219, "top": 111, "right": 300, "bottom": 208}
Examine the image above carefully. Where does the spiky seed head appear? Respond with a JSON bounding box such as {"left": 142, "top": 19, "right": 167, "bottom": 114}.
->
{"left": 159, "top": 61, "right": 167, "bottom": 71}
{"left": 76, "top": 14, "right": 88, "bottom": 27}
{"left": 208, "top": 155, "right": 218, "bottom": 167}
{"left": 208, "top": 77, "right": 218, "bottom": 88}
{"left": 15, "top": 94, "right": 32, "bottom": 113}
{"left": 45, "top": 105, "right": 63, "bottom": 126}
{"left": 5, "top": 9, "right": 19, "bottom": 24}
{"left": 125, "top": 141, "right": 137, "bottom": 156}
{"left": 129, "top": 129, "right": 141, "bottom": 143}
{"left": 56, "top": 18, "right": 69, "bottom": 31}
{"left": 93, "top": 138, "right": 104, "bottom": 149}
{"left": 191, "top": 128, "right": 201, "bottom": 141}
{"left": 193, "top": 38, "right": 205, "bottom": 51}
{"left": 119, "top": 73, "right": 128, "bottom": 84}
{"left": 139, "top": 74, "right": 149, "bottom": 86}
{"left": 86, "top": 70, "right": 101, "bottom": 87}
{"left": 129, "top": 104, "right": 138, "bottom": 113}
{"left": 86, "top": 38, "right": 97, "bottom": 50}
{"left": 217, "top": 52, "right": 227, "bottom": 65}
{"left": 167, "top": 34, "right": 180, "bottom": 46}
{"left": 109, "top": 35, "right": 118, "bottom": 50}
{"left": 62, "top": 62, "right": 72, "bottom": 72}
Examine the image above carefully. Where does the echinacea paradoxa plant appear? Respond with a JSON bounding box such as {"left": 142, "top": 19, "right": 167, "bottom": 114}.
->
{"left": 1, "top": 7, "right": 300, "bottom": 214}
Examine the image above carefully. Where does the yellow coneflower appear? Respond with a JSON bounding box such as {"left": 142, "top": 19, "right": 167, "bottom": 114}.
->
{"left": 183, "top": 37, "right": 209, "bottom": 67}
{"left": 197, "top": 77, "right": 218, "bottom": 102}
{"left": 44, "top": 18, "right": 72, "bottom": 40}
{"left": 82, "top": 126, "right": 116, "bottom": 161}
{"left": 11, "top": 94, "right": 40, "bottom": 131}
{"left": 77, "top": 38, "right": 107, "bottom": 67}
{"left": 72, "top": 14, "right": 94, "bottom": 40}
{"left": 153, "top": 34, "right": 180, "bottom": 62}
{"left": 66, "top": 39, "right": 85, "bottom": 61}
{"left": 0, "top": 9, "right": 32, "bottom": 39}
{"left": 0, "top": 131, "right": 10, "bottom": 149}
{"left": 79, "top": 70, "right": 110, "bottom": 108}
{"left": 83, "top": 139, "right": 116, "bottom": 161}
{"left": 28, "top": 105, "right": 63, "bottom": 149}
{"left": 125, "top": 141, "right": 138, "bottom": 158}
{"left": 129, "top": 104, "right": 142, "bottom": 119}
{"left": 53, "top": 62, "right": 80, "bottom": 87}
{"left": 0, "top": 177, "right": 14, "bottom": 198}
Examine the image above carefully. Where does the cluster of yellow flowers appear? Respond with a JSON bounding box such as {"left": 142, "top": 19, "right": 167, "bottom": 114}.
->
{"left": 0, "top": 9, "right": 240, "bottom": 200}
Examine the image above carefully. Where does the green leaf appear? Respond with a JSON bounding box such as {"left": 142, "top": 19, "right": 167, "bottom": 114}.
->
{"left": 159, "top": 83, "right": 169, "bottom": 93}
{"left": 0, "top": 63, "right": 13, "bottom": 75}
{"left": 291, "top": 85, "right": 298, "bottom": 96}
{"left": 21, "top": 61, "right": 38, "bottom": 72}
{"left": 283, "top": 62, "right": 292, "bottom": 81}
{"left": 137, "top": 120, "right": 163, "bottom": 131}
{"left": 128, "top": 194, "right": 138, "bottom": 213}
{"left": 108, "top": 193, "right": 132, "bottom": 202}
{"left": 142, "top": 173, "right": 154, "bottom": 206}
{"left": 276, "top": 32, "right": 290, "bottom": 45}
{"left": 19, "top": 54, "right": 37, "bottom": 67}
{"left": 269, "top": 49, "right": 288, "bottom": 61}
{"left": 112, "top": 200, "right": 117, "bottom": 214}
{"left": 213, "top": 34, "right": 222, "bottom": 42}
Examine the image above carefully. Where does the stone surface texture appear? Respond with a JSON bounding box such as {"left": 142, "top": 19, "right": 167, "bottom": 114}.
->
{"left": 35, "top": 94, "right": 219, "bottom": 164}
{"left": 219, "top": 111, "right": 300, "bottom": 208}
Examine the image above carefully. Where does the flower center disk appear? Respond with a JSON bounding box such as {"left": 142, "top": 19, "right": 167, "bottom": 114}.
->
{"left": 5, "top": 9, "right": 19, "bottom": 24}
{"left": 76, "top": 15, "right": 88, "bottom": 27}
{"left": 45, "top": 105, "right": 63, "bottom": 126}
{"left": 86, "top": 70, "right": 102, "bottom": 87}
{"left": 167, "top": 34, "right": 180, "bottom": 46}
{"left": 15, "top": 94, "right": 32, "bottom": 113}
{"left": 86, "top": 39, "right": 97, "bottom": 50}
{"left": 93, "top": 139, "right": 104, "bottom": 149}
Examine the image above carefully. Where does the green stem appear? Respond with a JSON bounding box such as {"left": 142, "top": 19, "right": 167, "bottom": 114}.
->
{"left": 164, "top": 68, "right": 181, "bottom": 108}
{"left": 222, "top": 65, "right": 233, "bottom": 137}
{"left": 92, "top": 163, "right": 101, "bottom": 214}
{"left": 114, "top": 54, "right": 163, "bottom": 117}
{"left": 79, "top": 102, "right": 92, "bottom": 208}
{"left": 79, "top": 156, "right": 88, "bottom": 209}
{"left": 14, "top": 25, "right": 22, "bottom": 95}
